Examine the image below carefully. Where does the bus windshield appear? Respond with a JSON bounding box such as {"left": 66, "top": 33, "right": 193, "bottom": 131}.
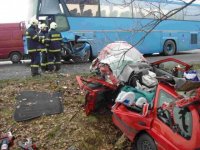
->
{"left": 37, "top": 0, "right": 69, "bottom": 32}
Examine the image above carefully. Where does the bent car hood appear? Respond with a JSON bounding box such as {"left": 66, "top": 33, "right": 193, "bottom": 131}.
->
{"left": 90, "top": 41, "right": 150, "bottom": 83}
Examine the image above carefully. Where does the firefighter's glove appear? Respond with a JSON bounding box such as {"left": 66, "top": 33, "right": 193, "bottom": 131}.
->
{"left": 41, "top": 39, "right": 45, "bottom": 44}
{"left": 39, "top": 36, "right": 44, "bottom": 43}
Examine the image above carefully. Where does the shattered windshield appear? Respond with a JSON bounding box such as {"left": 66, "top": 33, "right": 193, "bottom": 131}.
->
{"left": 173, "top": 107, "right": 192, "bottom": 140}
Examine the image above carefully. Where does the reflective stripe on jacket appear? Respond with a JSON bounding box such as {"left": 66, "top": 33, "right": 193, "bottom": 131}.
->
{"left": 47, "top": 29, "right": 63, "bottom": 51}
{"left": 26, "top": 25, "right": 40, "bottom": 52}
{"left": 38, "top": 31, "right": 48, "bottom": 51}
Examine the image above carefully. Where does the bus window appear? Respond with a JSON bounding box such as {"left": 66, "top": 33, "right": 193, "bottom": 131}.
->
{"left": 184, "top": 6, "right": 200, "bottom": 21}
{"left": 132, "top": 1, "right": 162, "bottom": 19}
{"left": 65, "top": 0, "right": 99, "bottom": 17}
{"left": 39, "top": 0, "right": 63, "bottom": 15}
{"left": 191, "top": 33, "right": 198, "bottom": 44}
{"left": 100, "top": 4, "right": 110, "bottom": 17}
{"left": 162, "top": 3, "right": 184, "bottom": 20}
{"left": 132, "top": 1, "right": 184, "bottom": 20}
{"left": 55, "top": 15, "right": 69, "bottom": 32}
{"left": 113, "top": 6, "right": 132, "bottom": 18}
{"left": 100, "top": 0, "right": 132, "bottom": 18}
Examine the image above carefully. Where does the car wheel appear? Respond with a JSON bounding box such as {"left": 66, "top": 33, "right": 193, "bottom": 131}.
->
{"left": 10, "top": 52, "right": 21, "bottom": 63}
{"left": 61, "top": 46, "right": 72, "bottom": 62}
{"left": 136, "top": 134, "right": 157, "bottom": 150}
{"left": 163, "top": 40, "right": 176, "bottom": 56}
{"left": 62, "top": 56, "right": 71, "bottom": 62}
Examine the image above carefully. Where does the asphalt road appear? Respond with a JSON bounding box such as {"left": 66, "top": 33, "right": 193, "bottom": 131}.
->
{"left": 0, "top": 49, "right": 200, "bottom": 80}
{"left": 145, "top": 49, "right": 200, "bottom": 63}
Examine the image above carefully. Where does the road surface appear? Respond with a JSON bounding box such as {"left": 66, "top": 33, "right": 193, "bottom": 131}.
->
{"left": 0, "top": 49, "right": 200, "bottom": 80}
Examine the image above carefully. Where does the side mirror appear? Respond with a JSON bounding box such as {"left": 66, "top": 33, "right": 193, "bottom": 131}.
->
{"left": 20, "top": 21, "right": 26, "bottom": 34}
{"left": 142, "top": 103, "right": 149, "bottom": 117}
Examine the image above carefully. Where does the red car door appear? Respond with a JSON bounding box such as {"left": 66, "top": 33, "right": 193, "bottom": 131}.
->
{"left": 112, "top": 103, "right": 153, "bottom": 142}
{"left": 151, "top": 85, "right": 196, "bottom": 150}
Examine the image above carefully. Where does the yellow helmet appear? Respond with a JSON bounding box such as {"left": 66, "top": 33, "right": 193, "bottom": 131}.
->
{"left": 30, "top": 18, "right": 39, "bottom": 26}
{"left": 50, "top": 22, "right": 57, "bottom": 29}
{"left": 40, "top": 23, "right": 48, "bottom": 30}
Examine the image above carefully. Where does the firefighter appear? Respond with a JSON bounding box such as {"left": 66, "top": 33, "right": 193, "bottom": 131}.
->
{"left": 26, "top": 18, "right": 41, "bottom": 76}
{"left": 38, "top": 23, "right": 48, "bottom": 72}
{"left": 47, "top": 22, "right": 63, "bottom": 72}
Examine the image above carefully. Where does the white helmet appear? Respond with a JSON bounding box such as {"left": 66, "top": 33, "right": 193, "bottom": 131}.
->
{"left": 40, "top": 23, "right": 48, "bottom": 30}
{"left": 30, "top": 18, "right": 39, "bottom": 26}
{"left": 50, "top": 22, "right": 57, "bottom": 29}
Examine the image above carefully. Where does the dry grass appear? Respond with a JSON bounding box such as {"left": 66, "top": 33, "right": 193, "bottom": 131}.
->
{"left": 0, "top": 73, "right": 131, "bottom": 150}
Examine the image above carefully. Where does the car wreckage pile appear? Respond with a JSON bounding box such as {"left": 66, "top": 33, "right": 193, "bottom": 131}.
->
{"left": 76, "top": 41, "right": 200, "bottom": 150}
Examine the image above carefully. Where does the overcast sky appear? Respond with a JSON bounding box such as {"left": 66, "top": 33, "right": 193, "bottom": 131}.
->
{"left": 0, "top": 0, "right": 30, "bottom": 23}
{"left": 0, "top": 0, "right": 200, "bottom": 23}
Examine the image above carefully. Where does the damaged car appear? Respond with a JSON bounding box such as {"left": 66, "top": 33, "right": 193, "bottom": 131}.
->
{"left": 76, "top": 41, "right": 200, "bottom": 150}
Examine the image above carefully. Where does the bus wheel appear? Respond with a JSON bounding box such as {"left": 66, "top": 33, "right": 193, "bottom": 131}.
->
{"left": 163, "top": 40, "right": 176, "bottom": 56}
{"left": 10, "top": 52, "right": 21, "bottom": 63}
{"left": 136, "top": 134, "right": 157, "bottom": 150}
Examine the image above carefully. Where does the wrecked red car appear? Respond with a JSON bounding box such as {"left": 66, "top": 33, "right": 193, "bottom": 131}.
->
{"left": 76, "top": 41, "right": 200, "bottom": 150}
{"left": 112, "top": 84, "right": 200, "bottom": 150}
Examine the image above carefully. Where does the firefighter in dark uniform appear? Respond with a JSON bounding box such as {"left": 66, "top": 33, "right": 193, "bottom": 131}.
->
{"left": 38, "top": 23, "right": 48, "bottom": 72}
{"left": 26, "top": 18, "right": 41, "bottom": 76}
{"left": 47, "top": 22, "right": 63, "bottom": 72}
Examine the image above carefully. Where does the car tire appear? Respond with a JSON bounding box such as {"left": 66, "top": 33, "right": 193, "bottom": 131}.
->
{"left": 163, "top": 40, "right": 176, "bottom": 56}
{"left": 10, "top": 52, "right": 22, "bottom": 63}
{"left": 61, "top": 46, "right": 72, "bottom": 62}
{"left": 136, "top": 134, "right": 157, "bottom": 150}
{"left": 62, "top": 56, "right": 71, "bottom": 62}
